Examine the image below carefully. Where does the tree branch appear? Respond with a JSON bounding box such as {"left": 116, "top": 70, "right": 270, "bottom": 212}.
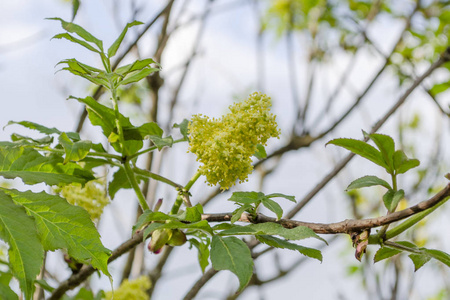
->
{"left": 48, "top": 180, "right": 449, "bottom": 299}
{"left": 183, "top": 268, "right": 219, "bottom": 300}
{"left": 202, "top": 183, "right": 450, "bottom": 234}
{"left": 285, "top": 46, "right": 450, "bottom": 219}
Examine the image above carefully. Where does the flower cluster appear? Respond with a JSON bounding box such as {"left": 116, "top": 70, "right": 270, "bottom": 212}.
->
{"left": 188, "top": 92, "right": 280, "bottom": 190}
{"left": 55, "top": 180, "right": 110, "bottom": 222}
{"left": 105, "top": 276, "right": 151, "bottom": 300}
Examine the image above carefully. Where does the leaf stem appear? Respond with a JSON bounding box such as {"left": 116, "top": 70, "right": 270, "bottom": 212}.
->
{"left": 109, "top": 80, "right": 126, "bottom": 154}
{"left": 185, "top": 171, "right": 201, "bottom": 192}
{"left": 170, "top": 194, "right": 184, "bottom": 215}
{"left": 124, "top": 161, "right": 149, "bottom": 211}
{"left": 376, "top": 173, "right": 399, "bottom": 241}
{"left": 383, "top": 241, "right": 421, "bottom": 254}
{"left": 170, "top": 171, "right": 202, "bottom": 214}
{"left": 132, "top": 167, "right": 183, "bottom": 189}
{"left": 38, "top": 146, "right": 122, "bottom": 161}
{"left": 391, "top": 173, "right": 398, "bottom": 192}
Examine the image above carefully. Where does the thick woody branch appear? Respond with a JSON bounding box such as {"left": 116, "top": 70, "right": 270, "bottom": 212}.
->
{"left": 202, "top": 183, "right": 450, "bottom": 234}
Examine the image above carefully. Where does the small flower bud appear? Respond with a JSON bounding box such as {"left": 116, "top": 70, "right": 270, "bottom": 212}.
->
{"left": 153, "top": 198, "right": 163, "bottom": 212}
{"left": 167, "top": 229, "right": 187, "bottom": 247}
{"left": 148, "top": 228, "right": 172, "bottom": 254}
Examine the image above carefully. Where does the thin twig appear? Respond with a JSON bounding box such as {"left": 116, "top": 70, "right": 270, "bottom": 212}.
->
{"left": 285, "top": 46, "right": 450, "bottom": 219}
{"left": 165, "top": 0, "right": 214, "bottom": 131}
{"left": 183, "top": 268, "right": 219, "bottom": 300}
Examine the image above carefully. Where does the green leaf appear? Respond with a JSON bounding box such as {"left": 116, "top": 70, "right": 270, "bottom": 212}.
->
{"left": 228, "top": 191, "right": 261, "bottom": 205}
{"left": 107, "top": 21, "right": 143, "bottom": 57}
{"left": 115, "top": 58, "right": 158, "bottom": 75}
{"left": 398, "top": 158, "right": 420, "bottom": 174}
{"left": 230, "top": 204, "right": 252, "bottom": 224}
{"left": 71, "top": 0, "right": 80, "bottom": 21}
{"left": 266, "top": 193, "right": 296, "bottom": 202}
{"left": 34, "top": 279, "right": 54, "bottom": 292}
{"left": 119, "top": 67, "right": 160, "bottom": 86}
{"left": 69, "top": 96, "right": 143, "bottom": 155}
{"left": 143, "top": 220, "right": 213, "bottom": 239}
{"left": 173, "top": 119, "right": 189, "bottom": 140}
{"left": 408, "top": 253, "right": 431, "bottom": 271}
{"left": 218, "top": 223, "right": 326, "bottom": 243}
{"left": 6, "top": 121, "right": 62, "bottom": 136}
{"left": 0, "top": 272, "right": 19, "bottom": 300}
{"left": 253, "top": 144, "right": 267, "bottom": 159}
{"left": 59, "top": 132, "right": 92, "bottom": 164}
{"left": 429, "top": 82, "right": 450, "bottom": 96}
{"left": 393, "top": 150, "right": 420, "bottom": 174}
{"left": 48, "top": 18, "right": 103, "bottom": 51}
{"left": 175, "top": 204, "right": 203, "bottom": 222}
{"left": 57, "top": 58, "right": 103, "bottom": 74}
{"left": 256, "top": 235, "right": 322, "bottom": 262}
{"left": 108, "top": 167, "right": 147, "bottom": 200}
{"left": 374, "top": 241, "right": 417, "bottom": 263}
{"left": 51, "top": 33, "right": 100, "bottom": 53}
{"left": 0, "top": 146, "right": 95, "bottom": 186}
{"left": 374, "top": 246, "right": 401, "bottom": 263}
{"left": 423, "top": 248, "right": 450, "bottom": 268}
{"left": 210, "top": 236, "right": 253, "bottom": 291}
{"left": 326, "top": 138, "right": 387, "bottom": 169}
{"left": 382, "top": 190, "right": 394, "bottom": 212}
{"left": 11, "top": 134, "right": 53, "bottom": 146}
{"left": 57, "top": 59, "right": 110, "bottom": 87}
{"left": 133, "top": 210, "right": 178, "bottom": 233}
{"left": 135, "top": 122, "right": 163, "bottom": 137}
{"left": 368, "top": 132, "right": 395, "bottom": 173}
{"left": 346, "top": 175, "right": 391, "bottom": 190}
{"left": 261, "top": 198, "right": 283, "bottom": 219}
{"left": 383, "top": 189, "right": 405, "bottom": 212}
{"left": 390, "top": 189, "right": 405, "bottom": 212}
{"left": 123, "top": 122, "right": 173, "bottom": 150}
{"left": 4, "top": 189, "right": 111, "bottom": 276}
{"left": 0, "top": 191, "right": 44, "bottom": 299}
{"left": 189, "top": 238, "right": 210, "bottom": 273}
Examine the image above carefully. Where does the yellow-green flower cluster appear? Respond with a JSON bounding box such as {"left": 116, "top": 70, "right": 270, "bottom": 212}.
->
{"left": 105, "top": 276, "right": 151, "bottom": 300}
{"left": 188, "top": 92, "right": 280, "bottom": 190}
{"left": 55, "top": 180, "right": 110, "bottom": 222}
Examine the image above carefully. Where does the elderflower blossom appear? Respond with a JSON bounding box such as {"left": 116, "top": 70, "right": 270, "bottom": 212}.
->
{"left": 105, "top": 276, "right": 151, "bottom": 300}
{"left": 188, "top": 92, "right": 280, "bottom": 190}
{"left": 54, "top": 180, "right": 109, "bottom": 222}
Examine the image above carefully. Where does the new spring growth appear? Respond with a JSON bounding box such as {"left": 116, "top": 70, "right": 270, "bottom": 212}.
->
{"left": 188, "top": 92, "right": 280, "bottom": 190}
